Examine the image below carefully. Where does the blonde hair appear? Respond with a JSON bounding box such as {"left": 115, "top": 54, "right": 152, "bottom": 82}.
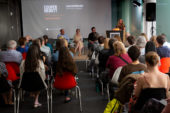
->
{"left": 150, "top": 36, "right": 158, "bottom": 47}
{"left": 113, "top": 41, "right": 126, "bottom": 56}
{"left": 63, "top": 39, "right": 68, "bottom": 47}
{"left": 140, "top": 33, "right": 148, "bottom": 42}
{"left": 114, "top": 35, "right": 122, "bottom": 42}
{"left": 104, "top": 38, "right": 110, "bottom": 49}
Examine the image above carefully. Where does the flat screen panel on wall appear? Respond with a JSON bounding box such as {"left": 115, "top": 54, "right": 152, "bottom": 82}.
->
{"left": 21, "top": 0, "right": 111, "bottom": 39}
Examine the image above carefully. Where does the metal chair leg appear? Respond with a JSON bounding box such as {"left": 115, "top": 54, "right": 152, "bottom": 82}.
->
{"left": 47, "top": 89, "right": 50, "bottom": 113}
{"left": 76, "top": 86, "right": 82, "bottom": 112}
{"left": 106, "top": 83, "right": 110, "bottom": 102}
{"left": 13, "top": 89, "right": 16, "bottom": 113}
{"left": 17, "top": 89, "right": 21, "bottom": 113}
{"left": 99, "top": 79, "right": 104, "bottom": 95}
{"left": 50, "top": 88, "right": 53, "bottom": 113}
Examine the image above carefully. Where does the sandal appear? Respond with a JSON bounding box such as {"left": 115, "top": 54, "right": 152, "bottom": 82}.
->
{"left": 34, "top": 103, "right": 42, "bottom": 108}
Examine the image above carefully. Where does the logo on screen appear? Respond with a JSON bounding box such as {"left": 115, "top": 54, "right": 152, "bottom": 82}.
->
{"left": 44, "top": 5, "right": 57, "bottom": 13}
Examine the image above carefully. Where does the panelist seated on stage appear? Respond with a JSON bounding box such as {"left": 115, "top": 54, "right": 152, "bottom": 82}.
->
{"left": 57, "top": 29, "right": 70, "bottom": 43}
{"left": 88, "top": 27, "right": 99, "bottom": 51}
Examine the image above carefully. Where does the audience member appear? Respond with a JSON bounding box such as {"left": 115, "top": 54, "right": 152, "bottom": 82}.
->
{"left": 19, "top": 44, "right": 47, "bottom": 108}
{"left": 156, "top": 35, "right": 170, "bottom": 58}
{"left": 161, "top": 33, "right": 170, "bottom": 48}
{"left": 126, "top": 35, "right": 136, "bottom": 51}
{"left": 97, "top": 36, "right": 105, "bottom": 51}
{"left": 98, "top": 38, "right": 116, "bottom": 74}
{"left": 0, "top": 40, "right": 22, "bottom": 64}
{"left": 17, "top": 37, "right": 29, "bottom": 53}
{"left": 136, "top": 36, "right": 146, "bottom": 56}
{"left": 150, "top": 35, "right": 158, "bottom": 47}
{"left": 25, "top": 35, "right": 33, "bottom": 47}
{"left": 54, "top": 47, "right": 78, "bottom": 102}
{"left": 134, "top": 52, "right": 170, "bottom": 111}
{"left": 113, "top": 35, "right": 122, "bottom": 42}
{"left": 43, "top": 35, "right": 53, "bottom": 54}
{"left": 106, "top": 41, "right": 132, "bottom": 78}
{"left": 140, "top": 33, "right": 148, "bottom": 42}
{"left": 73, "top": 28, "right": 84, "bottom": 56}
{"left": 57, "top": 29, "right": 70, "bottom": 42}
{"left": 0, "top": 62, "right": 13, "bottom": 106}
{"left": 88, "top": 27, "right": 99, "bottom": 51}
{"left": 39, "top": 38, "right": 51, "bottom": 62}
{"left": 118, "top": 45, "right": 147, "bottom": 82}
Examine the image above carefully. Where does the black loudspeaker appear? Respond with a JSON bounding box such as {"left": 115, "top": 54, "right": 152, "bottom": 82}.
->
{"left": 146, "top": 3, "right": 156, "bottom": 21}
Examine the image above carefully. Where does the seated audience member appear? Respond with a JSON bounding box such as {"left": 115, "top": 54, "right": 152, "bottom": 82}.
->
{"left": 126, "top": 35, "right": 136, "bottom": 51}
{"left": 43, "top": 35, "right": 53, "bottom": 54}
{"left": 106, "top": 41, "right": 132, "bottom": 78}
{"left": 19, "top": 44, "right": 47, "bottom": 108}
{"left": 114, "top": 35, "right": 122, "bottom": 42}
{"left": 88, "top": 27, "right": 99, "bottom": 51}
{"left": 161, "top": 33, "right": 170, "bottom": 48}
{"left": 140, "top": 33, "right": 148, "bottom": 42}
{"left": 97, "top": 36, "right": 105, "bottom": 51}
{"left": 25, "top": 35, "right": 33, "bottom": 47}
{"left": 52, "top": 39, "right": 65, "bottom": 62}
{"left": 73, "top": 28, "right": 84, "bottom": 56}
{"left": 136, "top": 36, "right": 147, "bottom": 56}
{"left": 134, "top": 52, "right": 170, "bottom": 111}
{"left": 52, "top": 39, "right": 74, "bottom": 62}
{"left": 0, "top": 40, "right": 22, "bottom": 64}
{"left": 0, "top": 62, "right": 13, "bottom": 106}
{"left": 57, "top": 29, "right": 70, "bottom": 43}
{"left": 156, "top": 35, "right": 170, "bottom": 58}
{"left": 17, "top": 37, "right": 29, "bottom": 59}
{"left": 150, "top": 35, "right": 158, "bottom": 47}
{"left": 98, "top": 38, "right": 116, "bottom": 74}
{"left": 118, "top": 46, "right": 147, "bottom": 82}
{"left": 39, "top": 38, "right": 51, "bottom": 62}
{"left": 139, "top": 41, "right": 157, "bottom": 63}
{"left": 54, "top": 47, "right": 78, "bottom": 103}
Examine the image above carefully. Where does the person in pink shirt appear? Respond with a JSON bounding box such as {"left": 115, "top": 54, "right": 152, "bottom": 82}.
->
{"left": 106, "top": 41, "right": 132, "bottom": 78}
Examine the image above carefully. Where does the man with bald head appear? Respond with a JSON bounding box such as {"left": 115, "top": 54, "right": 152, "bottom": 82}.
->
{"left": 57, "top": 29, "right": 70, "bottom": 42}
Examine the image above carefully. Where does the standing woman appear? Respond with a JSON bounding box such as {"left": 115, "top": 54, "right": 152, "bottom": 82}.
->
{"left": 73, "top": 28, "right": 84, "bottom": 56}
{"left": 54, "top": 47, "right": 78, "bottom": 102}
{"left": 116, "top": 19, "right": 125, "bottom": 31}
{"left": 19, "top": 44, "right": 47, "bottom": 108}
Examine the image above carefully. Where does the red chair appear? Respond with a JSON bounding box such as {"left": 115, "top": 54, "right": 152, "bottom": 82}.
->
{"left": 5, "top": 62, "right": 20, "bottom": 75}
{"left": 22, "top": 52, "right": 27, "bottom": 60}
{"left": 6, "top": 64, "right": 19, "bottom": 82}
{"left": 53, "top": 72, "right": 82, "bottom": 112}
{"left": 159, "top": 58, "right": 170, "bottom": 73}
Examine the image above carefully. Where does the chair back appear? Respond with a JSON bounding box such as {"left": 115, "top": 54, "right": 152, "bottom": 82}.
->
{"left": 5, "top": 62, "right": 20, "bottom": 75}
{"left": 53, "top": 72, "right": 76, "bottom": 90}
{"left": 20, "top": 72, "right": 45, "bottom": 92}
{"left": 159, "top": 57, "right": 170, "bottom": 73}
{"left": 6, "top": 63, "right": 20, "bottom": 82}
{"left": 22, "top": 52, "right": 27, "bottom": 60}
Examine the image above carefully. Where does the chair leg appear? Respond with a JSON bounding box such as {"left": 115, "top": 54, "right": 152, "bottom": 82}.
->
{"left": 17, "top": 89, "right": 21, "bottom": 113}
{"left": 50, "top": 88, "right": 53, "bottom": 113}
{"left": 13, "top": 89, "right": 16, "bottom": 113}
{"left": 76, "top": 86, "right": 82, "bottom": 112}
{"left": 106, "top": 83, "right": 110, "bottom": 102}
{"left": 47, "top": 89, "right": 50, "bottom": 113}
{"left": 99, "top": 80, "right": 104, "bottom": 95}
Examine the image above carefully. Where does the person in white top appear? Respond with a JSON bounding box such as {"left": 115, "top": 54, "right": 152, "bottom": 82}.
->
{"left": 19, "top": 44, "right": 47, "bottom": 108}
{"left": 73, "top": 28, "right": 84, "bottom": 56}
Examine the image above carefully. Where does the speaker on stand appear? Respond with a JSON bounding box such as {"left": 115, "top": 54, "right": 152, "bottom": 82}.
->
{"left": 146, "top": 3, "right": 156, "bottom": 37}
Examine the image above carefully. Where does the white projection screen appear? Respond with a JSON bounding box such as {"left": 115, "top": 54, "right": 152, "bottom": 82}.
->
{"left": 21, "top": 0, "right": 111, "bottom": 39}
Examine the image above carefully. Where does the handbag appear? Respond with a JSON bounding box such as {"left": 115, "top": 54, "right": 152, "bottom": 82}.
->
{"left": 111, "top": 67, "right": 122, "bottom": 85}
{"left": 104, "top": 98, "right": 123, "bottom": 113}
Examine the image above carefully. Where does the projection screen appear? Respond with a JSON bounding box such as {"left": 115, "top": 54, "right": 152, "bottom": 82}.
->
{"left": 21, "top": 0, "right": 111, "bottom": 39}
